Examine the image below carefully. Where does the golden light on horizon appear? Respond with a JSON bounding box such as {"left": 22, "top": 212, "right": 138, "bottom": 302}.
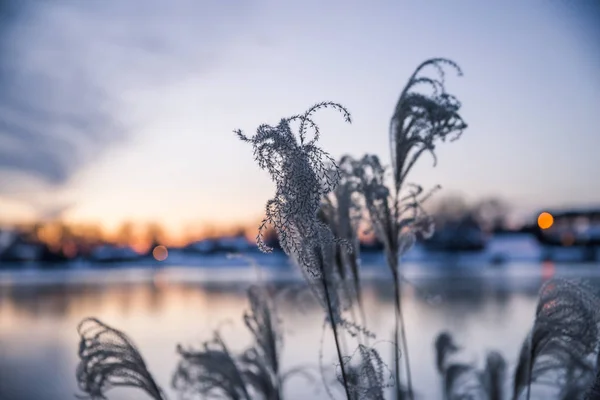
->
{"left": 2, "top": 217, "right": 260, "bottom": 250}
{"left": 152, "top": 245, "right": 168, "bottom": 261}
{"left": 537, "top": 212, "right": 554, "bottom": 230}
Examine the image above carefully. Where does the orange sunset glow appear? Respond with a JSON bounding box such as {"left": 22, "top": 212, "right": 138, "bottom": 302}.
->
{"left": 4, "top": 218, "right": 263, "bottom": 256}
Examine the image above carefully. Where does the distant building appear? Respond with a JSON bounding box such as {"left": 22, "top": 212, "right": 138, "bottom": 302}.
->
{"left": 183, "top": 234, "right": 257, "bottom": 255}
{"left": 533, "top": 207, "right": 600, "bottom": 261}
{"left": 89, "top": 244, "right": 141, "bottom": 263}
{"left": 424, "top": 213, "right": 487, "bottom": 252}
{"left": 534, "top": 208, "right": 600, "bottom": 245}
{"left": 0, "top": 230, "right": 41, "bottom": 263}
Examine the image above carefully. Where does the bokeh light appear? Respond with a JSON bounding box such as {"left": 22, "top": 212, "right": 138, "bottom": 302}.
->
{"left": 541, "top": 260, "right": 555, "bottom": 280}
{"left": 561, "top": 232, "right": 575, "bottom": 247}
{"left": 152, "top": 245, "right": 168, "bottom": 261}
{"left": 537, "top": 212, "right": 554, "bottom": 230}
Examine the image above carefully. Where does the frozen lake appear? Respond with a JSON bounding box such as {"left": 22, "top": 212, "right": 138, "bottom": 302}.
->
{"left": 1, "top": 255, "right": 600, "bottom": 399}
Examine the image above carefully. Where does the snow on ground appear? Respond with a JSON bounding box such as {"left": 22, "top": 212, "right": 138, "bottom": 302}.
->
{"left": 0, "top": 234, "right": 599, "bottom": 286}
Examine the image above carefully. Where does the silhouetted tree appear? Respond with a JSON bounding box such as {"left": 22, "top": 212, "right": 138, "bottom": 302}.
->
{"left": 473, "top": 197, "right": 509, "bottom": 233}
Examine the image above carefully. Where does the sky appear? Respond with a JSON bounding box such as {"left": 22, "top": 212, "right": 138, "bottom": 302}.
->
{"left": 0, "top": 0, "right": 599, "bottom": 235}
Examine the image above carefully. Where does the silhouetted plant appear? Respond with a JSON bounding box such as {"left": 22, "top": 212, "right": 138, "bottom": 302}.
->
{"left": 391, "top": 57, "right": 467, "bottom": 400}
{"left": 236, "top": 102, "right": 355, "bottom": 399}
{"left": 513, "top": 279, "right": 600, "bottom": 400}
{"left": 76, "top": 285, "right": 316, "bottom": 400}
{"left": 435, "top": 331, "right": 477, "bottom": 399}
{"left": 173, "top": 333, "right": 253, "bottom": 400}
{"left": 434, "top": 331, "right": 507, "bottom": 400}
{"left": 320, "top": 155, "right": 369, "bottom": 343}
{"left": 482, "top": 351, "right": 507, "bottom": 400}
{"left": 389, "top": 58, "right": 467, "bottom": 195}
{"left": 435, "top": 331, "right": 460, "bottom": 374}
{"left": 172, "top": 285, "right": 314, "bottom": 400}
{"left": 340, "top": 344, "right": 395, "bottom": 400}
{"left": 343, "top": 57, "right": 466, "bottom": 400}
{"left": 76, "top": 318, "right": 166, "bottom": 400}
{"left": 431, "top": 279, "right": 600, "bottom": 400}
{"left": 243, "top": 285, "right": 283, "bottom": 387}
{"left": 350, "top": 153, "right": 437, "bottom": 400}
{"left": 234, "top": 101, "right": 351, "bottom": 261}
{"left": 585, "top": 368, "right": 600, "bottom": 400}
{"left": 73, "top": 57, "right": 600, "bottom": 400}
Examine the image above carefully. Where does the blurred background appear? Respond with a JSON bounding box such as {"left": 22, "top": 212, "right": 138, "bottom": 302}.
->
{"left": 0, "top": 0, "right": 599, "bottom": 399}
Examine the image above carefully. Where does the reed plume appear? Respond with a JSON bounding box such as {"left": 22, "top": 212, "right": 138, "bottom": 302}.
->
{"left": 172, "top": 285, "right": 314, "bottom": 400}
{"left": 513, "top": 279, "right": 600, "bottom": 400}
{"left": 76, "top": 318, "right": 166, "bottom": 400}
{"left": 236, "top": 102, "right": 354, "bottom": 399}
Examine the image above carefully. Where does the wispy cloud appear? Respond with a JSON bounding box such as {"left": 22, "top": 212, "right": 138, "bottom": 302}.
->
{"left": 0, "top": 0, "right": 253, "bottom": 197}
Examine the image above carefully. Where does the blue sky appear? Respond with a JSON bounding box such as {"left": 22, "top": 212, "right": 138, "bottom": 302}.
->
{"left": 0, "top": 0, "right": 599, "bottom": 233}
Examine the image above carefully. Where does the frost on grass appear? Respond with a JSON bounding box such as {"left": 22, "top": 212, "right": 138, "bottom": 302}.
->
{"left": 234, "top": 101, "right": 351, "bottom": 269}
{"left": 76, "top": 318, "right": 165, "bottom": 400}
{"left": 235, "top": 102, "right": 352, "bottom": 324}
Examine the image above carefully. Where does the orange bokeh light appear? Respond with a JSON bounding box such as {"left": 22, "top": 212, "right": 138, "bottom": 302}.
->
{"left": 537, "top": 212, "right": 554, "bottom": 230}
{"left": 152, "top": 245, "right": 168, "bottom": 261}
